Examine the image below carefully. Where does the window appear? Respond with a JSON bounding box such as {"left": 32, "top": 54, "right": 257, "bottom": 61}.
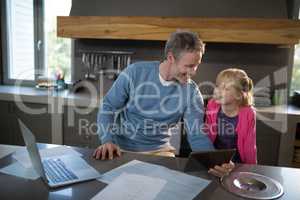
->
{"left": 291, "top": 44, "right": 300, "bottom": 93}
{"left": 2, "top": 0, "right": 71, "bottom": 84}
{"left": 44, "top": 0, "right": 72, "bottom": 81}
{"left": 291, "top": 9, "right": 300, "bottom": 95}
{"left": 5, "top": 0, "right": 35, "bottom": 81}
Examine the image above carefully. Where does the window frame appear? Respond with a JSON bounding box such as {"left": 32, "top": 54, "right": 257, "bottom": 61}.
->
{"left": 289, "top": 3, "right": 300, "bottom": 97}
{"left": 1, "top": 0, "right": 45, "bottom": 86}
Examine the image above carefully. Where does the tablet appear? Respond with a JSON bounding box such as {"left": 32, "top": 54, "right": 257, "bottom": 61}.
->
{"left": 187, "top": 149, "right": 236, "bottom": 170}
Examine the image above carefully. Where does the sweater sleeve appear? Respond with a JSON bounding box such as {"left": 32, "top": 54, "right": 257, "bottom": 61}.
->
{"left": 97, "top": 66, "right": 134, "bottom": 144}
{"left": 183, "top": 84, "right": 215, "bottom": 151}
{"left": 242, "top": 108, "right": 257, "bottom": 164}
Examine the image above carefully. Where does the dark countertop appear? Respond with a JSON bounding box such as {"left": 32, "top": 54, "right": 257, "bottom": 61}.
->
{"left": 256, "top": 104, "right": 300, "bottom": 116}
{"left": 1, "top": 85, "right": 300, "bottom": 115}
{"left": 0, "top": 144, "right": 300, "bottom": 200}
{"left": 0, "top": 85, "right": 100, "bottom": 108}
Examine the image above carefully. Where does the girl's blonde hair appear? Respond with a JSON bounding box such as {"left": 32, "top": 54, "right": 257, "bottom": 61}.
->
{"left": 216, "top": 68, "right": 254, "bottom": 106}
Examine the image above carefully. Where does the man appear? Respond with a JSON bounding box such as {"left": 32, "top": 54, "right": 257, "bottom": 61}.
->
{"left": 93, "top": 30, "right": 233, "bottom": 176}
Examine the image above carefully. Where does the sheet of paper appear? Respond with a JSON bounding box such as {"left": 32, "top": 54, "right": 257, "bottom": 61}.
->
{"left": 0, "top": 161, "right": 39, "bottom": 180}
{"left": 0, "top": 145, "right": 24, "bottom": 159}
{"left": 13, "top": 146, "right": 82, "bottom": 168}
{"left": 92, "top": 173, "right": 166, "bottom": 200}
{"left": 97, "top": 160, "right": 211, "bottom": 200}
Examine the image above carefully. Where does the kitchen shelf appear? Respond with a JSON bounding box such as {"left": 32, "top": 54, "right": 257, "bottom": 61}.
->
{"left": 57, "top": 16, "right": 300, "bottom": 45}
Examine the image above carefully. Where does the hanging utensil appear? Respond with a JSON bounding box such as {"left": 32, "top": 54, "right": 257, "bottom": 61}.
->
{"left": 117, "top": 55, "right": 121, "bottom": 74}
{"left": 85, "top": 53, "right": 90, "bottom": 79}
{"left": 127, "top": 55, "right": 131, "bottom": 66}
{"left": 90, "top": 53, "right": 97, "bottom": 80}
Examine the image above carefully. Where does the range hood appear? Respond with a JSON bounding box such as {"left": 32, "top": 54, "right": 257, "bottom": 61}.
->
{"left": 58, "top": 0, "right": 300, "bottom": 44}
{"left": 57, "top": 16, "right": 300, "bottom": 45}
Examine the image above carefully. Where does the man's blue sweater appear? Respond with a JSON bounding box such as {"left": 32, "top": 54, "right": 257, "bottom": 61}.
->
{"left": 97, "top": 61, "right": 214, "bottom": 152}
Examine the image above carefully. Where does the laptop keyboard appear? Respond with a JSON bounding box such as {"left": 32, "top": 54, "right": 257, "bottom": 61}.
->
{"left": 43, "top": 158, "right": 78, "bottom": 184}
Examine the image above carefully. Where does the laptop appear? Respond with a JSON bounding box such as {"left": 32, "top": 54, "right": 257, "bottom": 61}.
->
{"left": 18, "top": 119, "right": 101, "bottom": 188}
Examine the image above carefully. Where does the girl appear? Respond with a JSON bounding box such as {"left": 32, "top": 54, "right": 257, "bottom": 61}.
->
{"left": 205, "top": 68, "right": 257, "bottom": 164}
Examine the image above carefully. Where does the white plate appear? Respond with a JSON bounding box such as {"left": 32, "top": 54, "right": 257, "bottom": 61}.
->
{"left": 221, "top": 171, "right": 284, "bottom": 199}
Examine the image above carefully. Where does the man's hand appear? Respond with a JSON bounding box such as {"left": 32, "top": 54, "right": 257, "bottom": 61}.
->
{"left": 93, "top": 142, "right": 121, "bottom": 160}
{"left": 208, "top": 161, "right": 235, "bottom": 178}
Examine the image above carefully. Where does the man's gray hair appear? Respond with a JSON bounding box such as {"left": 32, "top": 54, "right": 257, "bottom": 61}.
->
{"left": 163, "top": 30, "right": 205, "bottom": 61}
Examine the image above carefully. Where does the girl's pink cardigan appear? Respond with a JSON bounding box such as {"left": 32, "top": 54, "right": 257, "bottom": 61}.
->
{"left": 205, "top": 99, "right": 257, "bottom": 164}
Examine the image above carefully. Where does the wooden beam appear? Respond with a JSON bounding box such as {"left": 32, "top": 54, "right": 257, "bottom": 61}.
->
{"left": 57, "top": 16, "right": 300, "bottom": 45}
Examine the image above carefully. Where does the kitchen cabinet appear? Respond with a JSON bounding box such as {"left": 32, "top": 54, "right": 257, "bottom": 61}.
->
{"left": 12, "top": 102, "right": 52, "bottom": 145}
{"left": 0, "top": 101, "right": 14, "bottom": 144}
{"left": 0, "top": 101, "right": 52, "bottom": 145}
{"left": 256, "top": 119, "right": 282, "bottom": 165}
{"left": 0, "top": 98, "right": 294, "bottom": 166}
{"left": 63, "top": 106, "right": 100, "bottom": 148}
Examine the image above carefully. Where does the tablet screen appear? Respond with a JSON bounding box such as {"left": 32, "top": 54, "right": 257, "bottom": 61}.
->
{"left": 186, "top": 149, "right": 236, "bottom": 170}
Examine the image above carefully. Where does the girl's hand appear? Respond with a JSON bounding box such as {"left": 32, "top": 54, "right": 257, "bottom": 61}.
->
{"left": 208, "top": 161, "right": 235, "bottom": 178}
